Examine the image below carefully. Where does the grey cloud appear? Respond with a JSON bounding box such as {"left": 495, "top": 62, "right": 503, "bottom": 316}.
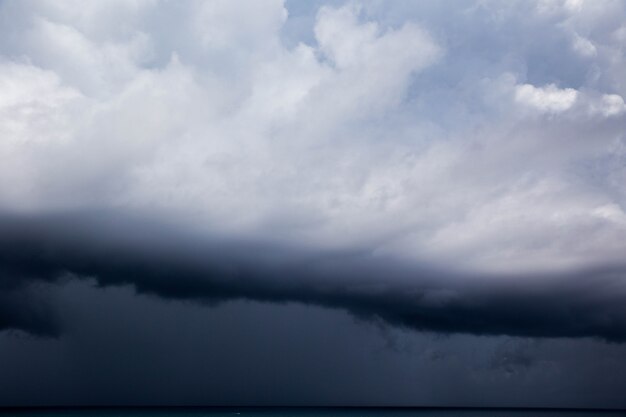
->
{"left": 0, "top": 287, "right": 58, "bottom": 337}
{"left": 2, "top": 210, "right": 626, "bottom": 342}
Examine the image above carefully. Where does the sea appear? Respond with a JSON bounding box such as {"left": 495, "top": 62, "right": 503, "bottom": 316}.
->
{"left": 1, "top": 408, "right": 625, "bottom": 417}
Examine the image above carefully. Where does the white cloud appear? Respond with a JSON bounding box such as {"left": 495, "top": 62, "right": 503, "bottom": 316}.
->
{"left": 515, "top": 83, "right": 578, "bottom": 113}
{"left": 571, "top": 34, "right": 596, "bottom": 57}
{"left": 1, "top": 0, "right": 626, "bottom": 275}
{"left": 599, "top": 94, "right": 626, "bottom": 117}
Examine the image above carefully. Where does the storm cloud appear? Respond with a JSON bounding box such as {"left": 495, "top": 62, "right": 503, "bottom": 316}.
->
{"left": 2, "top": 210, "right": 626, "bottom": 342}
{"left": 2, "top": 0, "right": 626, "bottom": 407}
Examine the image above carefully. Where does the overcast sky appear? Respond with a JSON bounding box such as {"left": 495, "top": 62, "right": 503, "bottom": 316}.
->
{"left": 1, "top": 0, "right": 626, "bottom": 409}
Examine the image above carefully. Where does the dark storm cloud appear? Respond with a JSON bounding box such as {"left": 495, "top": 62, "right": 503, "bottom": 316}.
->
{"left": 0, "top": 287, "right": 57, "bottom": 336}
{"left": 2, "top": 210, "right": 626, "bottom": 341}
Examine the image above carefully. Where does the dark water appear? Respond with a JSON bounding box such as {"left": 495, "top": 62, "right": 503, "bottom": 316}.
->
{"left": 1, "top": 409, "right": 625, "bottom": 417}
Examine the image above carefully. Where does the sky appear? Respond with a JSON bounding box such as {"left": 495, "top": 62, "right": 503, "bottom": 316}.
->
{"left": 1, "top": 0, "right": 626, "bottom": 409}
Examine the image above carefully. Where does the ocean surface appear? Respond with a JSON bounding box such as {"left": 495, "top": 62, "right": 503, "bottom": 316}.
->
{"left": 1, "top": 409, "right": 625, "bottom": 417}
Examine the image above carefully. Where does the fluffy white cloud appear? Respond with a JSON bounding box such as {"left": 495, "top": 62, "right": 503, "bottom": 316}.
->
{"left": 1, "top": 0, "right": 626, "bottom": 275}
{"left": 515, "top": 83, "right": 578, "bottom": 113}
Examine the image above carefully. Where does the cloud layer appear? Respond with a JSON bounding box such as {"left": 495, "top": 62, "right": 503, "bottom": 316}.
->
{"left": 2, "top": 210, "right": 626, "bottom": 342}
{"left": 1, "top": 0, "right": 626, "bottom": 340}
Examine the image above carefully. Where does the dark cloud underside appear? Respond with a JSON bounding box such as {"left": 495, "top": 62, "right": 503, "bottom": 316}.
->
{"left": 2, "top": 211, "right": 626, "bottom": 341}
